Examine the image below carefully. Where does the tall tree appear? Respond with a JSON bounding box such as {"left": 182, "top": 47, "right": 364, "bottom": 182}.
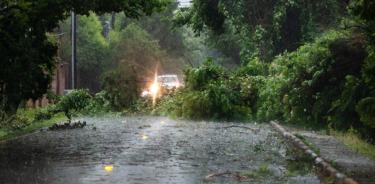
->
{"left": 0, "top": 0, "right": 169, "bottom": 113}
{"left": 110, "top": 23, "right": 165, "bottom": 78}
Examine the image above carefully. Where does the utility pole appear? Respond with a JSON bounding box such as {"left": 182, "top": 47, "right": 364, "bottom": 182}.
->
{"left": 71, "top": 11, "right": 77, "bottom": 89}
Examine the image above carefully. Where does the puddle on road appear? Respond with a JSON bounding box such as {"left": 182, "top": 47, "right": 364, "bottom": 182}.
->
{"left": 0, "top": 116, "right": 320, "bottom": 184}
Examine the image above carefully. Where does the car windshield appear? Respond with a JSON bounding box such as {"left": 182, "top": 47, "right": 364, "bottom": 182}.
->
{"left": 158, "top": 76, "right": 177, "bottom": 83}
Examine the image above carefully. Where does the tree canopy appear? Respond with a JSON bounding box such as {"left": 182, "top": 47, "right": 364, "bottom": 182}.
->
{"left": 175, "top": 0, "right": 348, "bottom": 62}
{"left": 0, "top": 0, "right": 169, "bottom": 113}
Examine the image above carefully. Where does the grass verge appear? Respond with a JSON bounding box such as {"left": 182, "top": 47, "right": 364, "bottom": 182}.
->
{"left": 0, "top": 110, "right": 66, "bottom": 142}
{"left": 331, "top": 130, "right": 375, "bottom": 161}
{"left": 284, "top": 122, "right": 375, "bottom": 160}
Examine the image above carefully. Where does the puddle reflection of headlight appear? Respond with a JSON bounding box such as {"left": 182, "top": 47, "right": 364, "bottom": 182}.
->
{"left": 142, "top": 135, "right": 149, "bottom": 140}
{"left": 104, "top": 165, "right": 114, "bottom": 172}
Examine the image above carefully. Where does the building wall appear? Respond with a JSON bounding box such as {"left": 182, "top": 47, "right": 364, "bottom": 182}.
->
{"left": 26, "top": 62, "right": 67, "bottom": 108}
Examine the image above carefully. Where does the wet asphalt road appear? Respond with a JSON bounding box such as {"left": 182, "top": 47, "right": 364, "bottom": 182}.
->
{"left": 0, "top": 116, "right": 319, "bottom": 184}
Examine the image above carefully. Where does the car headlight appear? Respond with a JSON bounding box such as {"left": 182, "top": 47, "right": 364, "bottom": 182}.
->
{"left": 141, "top": 90, "right": 149, "bottom": 97}
{"left": 150, "top": 82, "right": 160, "bottom": 95}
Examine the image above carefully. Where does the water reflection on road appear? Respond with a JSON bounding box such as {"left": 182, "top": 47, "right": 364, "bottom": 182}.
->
{"left": 0, "top": 116, "right": 319, "bottom": 184}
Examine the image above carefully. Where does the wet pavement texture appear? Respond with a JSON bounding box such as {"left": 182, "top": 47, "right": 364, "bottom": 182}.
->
{"left": 0, "top": 116, "right": 319, "bottom": 184}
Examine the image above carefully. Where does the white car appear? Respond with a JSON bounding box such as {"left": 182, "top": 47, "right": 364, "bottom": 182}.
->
{"left": 141, "top": 74, "right": 181, "bottom": 97}
{"left": 157, "top": 75, "right": 181, "bottom": 89}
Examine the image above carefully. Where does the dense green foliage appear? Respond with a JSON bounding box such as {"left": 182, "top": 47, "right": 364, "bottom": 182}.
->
{"left": 55, "top": 1, "right": 220, "bottom": 112}
{"left": 175, "top": 0, "right": 348, "bottom": 62}
{"left": 60, "top": 17, "right": 168, "bottom": 91}
{"left": 35, "top": 104, "right": 59, "bottom": 121}
{"left": 156, "top": 0, "right": 375, "bottom": 141}
{"left": 57, "top": 89, "right": 92, "bottom": 121}
{"left": 0, "top": 0, "right": 169, "bottom": 114}
{"left": 350, "top": 0, "right": 375, "bottom": 45}
{"left": 0, "top": 110, "right": 30, "bottom": 130}
{"left": 0, "top": 108, "right": 66, "bottom": 135}
{"left": 58, "top": 1, "right": 216, "bottom": 93}
{"left": 34, "top": 89, "right": 112, "bottom": 121}
{"left": 157, "top": 59, "right": 252, "bottom": 120}
{"left": 110, "top": 23, "right": 166, "bottom": 76}
{"left": 101, "top": 68, "right": 140, "bottom": 111}
{"left": 158, "top": 29, "right": 375, "bottom": 140}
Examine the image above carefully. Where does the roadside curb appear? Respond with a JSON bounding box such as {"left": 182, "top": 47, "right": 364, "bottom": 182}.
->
{"left": 270, "top": 121, "right": 358, "bottom": 184}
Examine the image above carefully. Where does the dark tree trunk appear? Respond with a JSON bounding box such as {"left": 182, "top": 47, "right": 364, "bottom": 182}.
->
{"left": 111, "top": 13, "right": 116, "bottom": 29}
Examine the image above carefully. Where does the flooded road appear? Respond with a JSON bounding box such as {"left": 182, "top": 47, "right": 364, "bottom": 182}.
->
{"left": 0, "top": 116, "right": 319, "bottom": 184}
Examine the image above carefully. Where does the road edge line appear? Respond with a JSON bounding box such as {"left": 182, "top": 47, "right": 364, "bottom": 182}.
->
{"left": 270, "top": 121, "right": 358, "bottom": 184}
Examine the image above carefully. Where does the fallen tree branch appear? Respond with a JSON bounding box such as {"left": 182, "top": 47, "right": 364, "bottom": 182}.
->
{"left": 216, "top": 125, "right": 259, "bottom": 132}
{"left": 203, "top": 171, "right": 251, "bottom": 182}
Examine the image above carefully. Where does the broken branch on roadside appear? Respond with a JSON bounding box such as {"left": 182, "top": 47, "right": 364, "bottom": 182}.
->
{"left": 216, "top": 125, "right": 259, "bottom": 132}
